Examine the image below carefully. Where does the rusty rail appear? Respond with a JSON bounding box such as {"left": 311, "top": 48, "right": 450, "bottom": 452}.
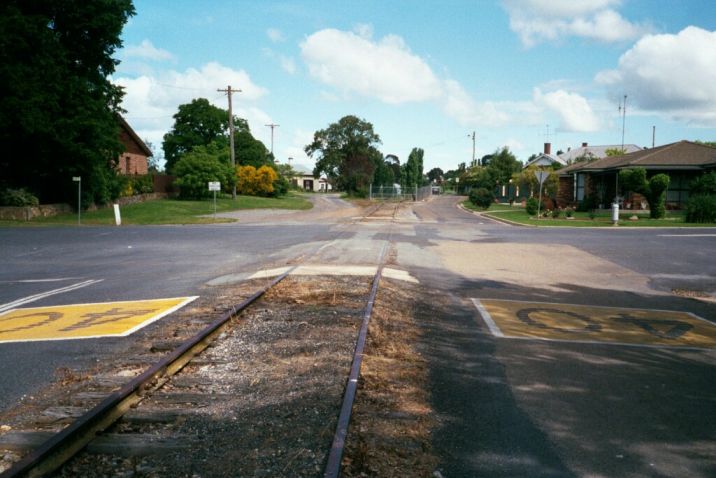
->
{"left": 1, "top": 268, "right": 294, "bottom": 478}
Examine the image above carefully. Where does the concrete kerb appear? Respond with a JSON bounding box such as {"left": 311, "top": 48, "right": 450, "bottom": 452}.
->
{"left": 456, "top": 202, "right": 533, "bottom": 227}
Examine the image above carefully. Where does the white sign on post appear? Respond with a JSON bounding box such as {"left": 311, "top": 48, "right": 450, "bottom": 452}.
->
{"left": 208, "top": 182, "right": 220, "bottom": 219}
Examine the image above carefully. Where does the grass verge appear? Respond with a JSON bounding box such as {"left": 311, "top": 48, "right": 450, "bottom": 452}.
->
{"left": 463, "top": 200, "right": 716, "bottom": 227}
{"left": 0, "top": 194, "right": 312, "bottom": 226}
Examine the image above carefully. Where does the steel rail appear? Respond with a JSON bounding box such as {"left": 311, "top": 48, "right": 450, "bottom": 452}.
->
{"left": 1, "top": 267, "right": 295, "bottom": 478}
{"left": 324, "top": 243, "right": 388, "bottom": 478}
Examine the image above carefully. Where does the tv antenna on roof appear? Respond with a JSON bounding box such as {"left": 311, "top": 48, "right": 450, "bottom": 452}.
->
{"left": 618, "top": 95, "right": 627, "bottom": 150}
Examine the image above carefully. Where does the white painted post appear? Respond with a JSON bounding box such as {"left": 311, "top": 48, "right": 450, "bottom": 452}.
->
{"left": 113, "top": 204, "right": 121, "bottom": 226}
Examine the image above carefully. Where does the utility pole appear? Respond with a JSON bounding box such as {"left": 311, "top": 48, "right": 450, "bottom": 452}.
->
{"left": 218, "top": 85, "right": 241, "bottom": 198}
{"left": 265, "top": 123, "right": 279, "bottom": 160}
{"left": 467, "top": 131, "right": 475, "bottom": 166}
{"left": 652, "top": 125, "right": 655, "bottom": 148}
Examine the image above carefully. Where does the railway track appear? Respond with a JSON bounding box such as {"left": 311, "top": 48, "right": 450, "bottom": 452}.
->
{"left": 0, "top": 200, "right": 418, "bottom": 477}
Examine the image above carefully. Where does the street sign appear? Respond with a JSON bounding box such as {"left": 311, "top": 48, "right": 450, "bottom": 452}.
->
{"left": 535, "top": 170, "right": 549, "bottom": 185}
{"left": 208, "top": 181, "right": 220, "bottom": 191}
{"left": 72, "top": 176, "right": 81, "bottom": 182}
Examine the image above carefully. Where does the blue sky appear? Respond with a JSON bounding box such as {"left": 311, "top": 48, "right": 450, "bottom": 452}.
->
{"left": 114, "top": 0, "right": 716, "bottom": 173}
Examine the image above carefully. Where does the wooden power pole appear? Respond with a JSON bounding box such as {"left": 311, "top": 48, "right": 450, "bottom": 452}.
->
{"left": 217, "top": 85, "right": 241, "bottom": 198}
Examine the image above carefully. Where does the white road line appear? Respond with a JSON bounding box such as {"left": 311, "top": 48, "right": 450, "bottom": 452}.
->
{"left": 0, "top": 279, "right": 103, "bottom": 313}
{"left": 471, "top": 298, "right": 504, "bottom": 337}
{"left": 658, "top": 234, "right": 716, "bottom": 237}
{"left": 13, "top": 278, "right": 80, "bottom": 283}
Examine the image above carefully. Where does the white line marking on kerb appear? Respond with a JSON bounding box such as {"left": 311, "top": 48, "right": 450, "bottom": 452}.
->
{"left": 0, "top": 279, "right": 103, "bottom": 313}
{"left": 471, "top": 298, "right": 504, "bottom": 337}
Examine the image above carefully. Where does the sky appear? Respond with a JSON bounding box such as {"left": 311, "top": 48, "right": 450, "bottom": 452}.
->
{"left": 114, "top": 0, "right": 716, "bottom": 173}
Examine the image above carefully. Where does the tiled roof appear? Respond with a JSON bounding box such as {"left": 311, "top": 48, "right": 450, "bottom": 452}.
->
{"left": 559, "top": 141, "right": 716, "bottom": 175}
{"left": 558, "top": 144, "right": 642, "bottom": 162}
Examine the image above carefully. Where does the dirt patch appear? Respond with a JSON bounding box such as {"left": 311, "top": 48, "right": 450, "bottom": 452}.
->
{"left": 342, "top": 278, "right": 439, "bottom": 476}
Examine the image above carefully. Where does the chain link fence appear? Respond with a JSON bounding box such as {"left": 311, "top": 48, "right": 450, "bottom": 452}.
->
{"left": 369, "top": 184, "right": 434, "bottom": 201}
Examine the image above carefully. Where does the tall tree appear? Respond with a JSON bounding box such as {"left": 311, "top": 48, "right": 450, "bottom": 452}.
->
{"left": 486, "top": 147, "right": 522, "bottom": 185}
{"left": 162, "top": 98, "right": 231, "bottom": 173}
{"left": 305, "top": 115, "right": 382, "bottom": 194}
{"left": 404, "top": 147, "right": 424, "bottom": 188}
{"left": 0, "top": 0, "right": 135, "bottom": 205}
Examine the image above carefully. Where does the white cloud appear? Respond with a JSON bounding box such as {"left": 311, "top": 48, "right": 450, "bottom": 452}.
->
{"left": 502, "top": 0, "right": 650, "bottom": 47}
{"left": 121, "top": 39, "right": 174, "bottom": 61}
{"left": 533, "top": 88, "right": 601, "bottom": 132}
{"left": 114, "top": 62, "right": 270, "bottom": 161}
{"left": 262, "top": 48, "right": 296, "bottom": 75}
{"left": 300, "top": 28, "right": 442, "bottom": 104}
{"left": 267, "top": 28, "right": 285, "bottom": 43}
{"left": 442, "top": 80, "right": 511, "bottom": 127}
{"left": 596, "top": 26, "right": 716, "bottom": 125}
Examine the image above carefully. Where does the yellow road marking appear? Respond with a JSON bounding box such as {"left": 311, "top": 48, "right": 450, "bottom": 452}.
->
{"left": 473, "top": 299, "right": 716, "bottom": 349}
{"left": 0, "top": 297, "right": 197, "bottom": 343}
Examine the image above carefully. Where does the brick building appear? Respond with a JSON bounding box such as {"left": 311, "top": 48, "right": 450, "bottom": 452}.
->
{"left": 117, "top": 116, "right": 152, "bottom": 175}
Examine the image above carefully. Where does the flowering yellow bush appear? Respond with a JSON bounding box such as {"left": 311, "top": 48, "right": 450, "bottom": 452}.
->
{"left": 236, "top": 165, "right": 277, "bottom": 196}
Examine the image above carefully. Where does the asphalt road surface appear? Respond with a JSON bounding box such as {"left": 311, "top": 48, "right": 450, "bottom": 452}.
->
{"left": 1, "top": 195, "right": 715, "bottom": 477}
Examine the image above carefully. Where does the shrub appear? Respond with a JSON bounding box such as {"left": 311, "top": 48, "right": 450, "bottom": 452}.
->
{"left": 576, "top": 194, "right": 598, "bottom": 212}
{"left": 174, "top": 153, "right": 234, "bottom": 199}
{"left": 552, "top": 209, "right": 561, "bottom": 218}
{"left": 271, "top": 174, "right": 289, "bottom": 197}
{"left": 237, "top": 165, "right": 278, "bottom": 196}
{"left": 130, "top": 175, "right": 154, "bottom": 195}
{"left": 565, "top": 208, "right": 574, "bottom": 218}
{"left": 0, "top": 188, "right": 39, "bottom": 207}
{"left": 525, "top": 197, "right": 539, "bottom": 215}
{"left": 690, "top": 171, "right": 716, "bottom": 195}
{"left": 469, "top": 187, "right": 494, "bottom": 209}
{"left": 685, "top": 194, "right": 716, "bottom": 223}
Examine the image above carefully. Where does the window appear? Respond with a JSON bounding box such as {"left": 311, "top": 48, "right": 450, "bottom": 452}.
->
{"left": 575, "top": 173, "right": 585, "bottom": 201}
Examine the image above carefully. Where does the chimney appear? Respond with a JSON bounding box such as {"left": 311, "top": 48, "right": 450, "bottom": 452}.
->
{"left": 582, "top": 142, "right": 588, "bottom": 147}
{"left": 544, "top": 142, "right": 551, "bottom": 155}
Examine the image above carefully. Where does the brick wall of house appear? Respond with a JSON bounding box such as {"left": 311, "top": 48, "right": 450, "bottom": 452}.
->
{"left": 557, "top": 176, "right": 574, "bottom": 207}
{"left": 118, "top": 152, "right": 148, "bottom": 175}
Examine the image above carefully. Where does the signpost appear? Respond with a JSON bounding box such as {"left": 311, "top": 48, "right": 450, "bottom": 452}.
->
{"left": 535, "top": 170, "right": 549, "bottom": 220}
{"left": 72, "top": 176, "right": 81, "bottom": 225}
{"left": 208, "top": 181, "right": 220, "bottom": 220}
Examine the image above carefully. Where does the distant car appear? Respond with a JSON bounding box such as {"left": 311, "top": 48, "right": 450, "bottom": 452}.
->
{"left": 431, "top": 186, "right": 441, "bottom": 194}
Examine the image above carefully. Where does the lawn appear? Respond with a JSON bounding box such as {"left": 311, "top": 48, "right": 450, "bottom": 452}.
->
{"left": 463, "top": 200, "right": 715, "bottom": 227}
{"left": 1, "top": 194, "right": 312, "bottom": 226}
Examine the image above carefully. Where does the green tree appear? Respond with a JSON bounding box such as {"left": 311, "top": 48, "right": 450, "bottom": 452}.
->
{"left": 619, "top": 168, "right": 670, "bottom": 218}
{"left": 373, "top": 156, "right": 395, "bottom": 187}
{"left": 694, "top": 140, "right": 716, "bottom": 148}
{"left": 461, "top": 165, "right": 493, "bottom": 190}
{"left": 0, "top": 0, "right": 135, "bottom": 205}
{"left": 305, "top": 115, "right": 382, "bottom": 194}
{"left": 486, "top": 147, "right": 522, "bottom": 185}
{"left": 513, "top": 166, "right": 558, "bottom": 199}
{"left": 235, "top": 128, "right": 272, "bottom": 168}
{"left": 162, "top": 98, "right": 231, "bottom": 173}
{"left": 605, "top": 148, "right": 626, "bottom": 157}
{"left": 404, "top": 148, "right": 424, "bottom": 188}
{"left": 427, "top": 167, "right": 444, "bottom": 182}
